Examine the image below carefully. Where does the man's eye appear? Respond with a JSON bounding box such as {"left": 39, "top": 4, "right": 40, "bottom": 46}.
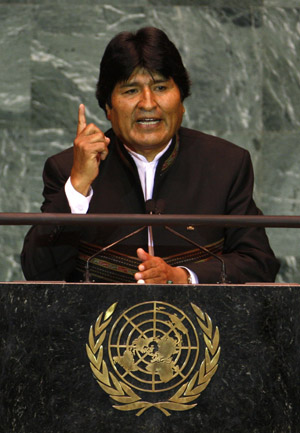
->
{"left": 155, "top": 85, "right": 167, "bottom": 91}
{"left": 124, "top": 88, "right": 138, "bottom": 94}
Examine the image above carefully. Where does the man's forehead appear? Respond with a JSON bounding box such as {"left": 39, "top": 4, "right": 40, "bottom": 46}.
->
{"left": 119, "top": 68, "right": 169, "bottom": 85}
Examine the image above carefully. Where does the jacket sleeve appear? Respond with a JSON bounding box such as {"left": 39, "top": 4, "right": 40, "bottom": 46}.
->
{"left": 21, "top": 153, "right": 82, "bottom": 281}
{"left": 187, "top": 151, "right": 280, "bottom": 283}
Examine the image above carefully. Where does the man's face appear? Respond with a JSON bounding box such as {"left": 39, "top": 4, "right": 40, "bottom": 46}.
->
{"left": 106, "top": 68, "right": 185, "bottom": 161}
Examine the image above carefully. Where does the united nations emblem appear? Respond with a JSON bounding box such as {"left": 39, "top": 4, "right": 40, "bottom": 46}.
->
{"left": 86, "top": 301, "right": 220, "bottom": 416}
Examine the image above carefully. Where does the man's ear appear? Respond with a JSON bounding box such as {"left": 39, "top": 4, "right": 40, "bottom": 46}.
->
{"left": 105, "top": 104, "right": 111, "bottom": 120}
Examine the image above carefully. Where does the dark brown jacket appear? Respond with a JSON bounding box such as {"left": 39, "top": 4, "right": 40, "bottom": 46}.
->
{"left": 21, "top": 127, "right": 280, "bottom": 283}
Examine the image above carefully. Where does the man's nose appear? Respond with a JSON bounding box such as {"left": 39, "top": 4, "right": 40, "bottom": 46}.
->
{"left": 138, "top": 87, "right": 157, "bottom": 110}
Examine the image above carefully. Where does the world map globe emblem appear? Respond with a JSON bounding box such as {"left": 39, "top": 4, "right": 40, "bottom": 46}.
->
{"left": 108, "top": 301, "right": 200, "bottom": 393}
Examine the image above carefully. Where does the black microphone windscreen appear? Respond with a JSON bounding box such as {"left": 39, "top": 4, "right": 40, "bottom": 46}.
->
{"left": 145, "top": 199, "right": 156, "bottom": 214}
{"left": 155, "top": 199, "right": 165, "bottom": 214}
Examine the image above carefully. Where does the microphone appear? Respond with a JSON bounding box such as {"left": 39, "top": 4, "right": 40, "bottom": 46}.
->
{"left": 148, "top": 199, "right": 228, "bottom": 284}
{"left": 145, "top": 199, "right": 155, "bottom": 256}
{"left": 84, "top": 225, "right": 146, "bottom": 282}
{"left": 164, "top": 226, "right": 228, "bottom": 284}
{"left": 84, "top": 200, "right": 162, "bottom": 282}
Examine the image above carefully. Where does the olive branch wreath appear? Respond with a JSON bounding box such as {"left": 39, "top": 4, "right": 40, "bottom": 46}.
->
{"left": 86, "top": 302, "right": 220, "bottom": 416}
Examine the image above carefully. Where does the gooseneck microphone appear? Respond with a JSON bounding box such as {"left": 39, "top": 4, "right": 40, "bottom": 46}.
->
{"left": 164, "top": 225, "right": 228, "bottom": 284}
{"left": 146, "top": 201, "right": 155, "bottom": 257}
{"left": 84, "top": 225, "right": 146, "bottom": 282}
{"left": 84, "top": 200, "right": 161, "bottom": 282}
{"left": 146, "top": 198, "right": 228, "bottom": 284}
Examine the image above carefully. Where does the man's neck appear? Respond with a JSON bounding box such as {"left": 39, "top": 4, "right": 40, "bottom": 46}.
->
{"left": 124, "top": 140, "right": 172, "bottom": 163}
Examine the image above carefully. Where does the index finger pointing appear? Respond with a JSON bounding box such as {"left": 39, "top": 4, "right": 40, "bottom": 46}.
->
{"left": 77, "top": 103, "right": 87, "bottom": 135}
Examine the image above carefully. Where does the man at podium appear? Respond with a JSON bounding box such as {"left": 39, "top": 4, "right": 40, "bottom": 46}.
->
{"left": 21, "top": 27, "right": 279, "bottom": 285}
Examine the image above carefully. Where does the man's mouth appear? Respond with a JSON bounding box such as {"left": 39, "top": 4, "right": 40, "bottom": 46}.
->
{"left": 136, "top": 118, "right": 161, "bottom": 125}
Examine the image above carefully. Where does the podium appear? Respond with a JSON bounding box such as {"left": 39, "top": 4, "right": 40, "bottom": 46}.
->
{"left": 1, "top": 282, "right": 299, "bottom": 432}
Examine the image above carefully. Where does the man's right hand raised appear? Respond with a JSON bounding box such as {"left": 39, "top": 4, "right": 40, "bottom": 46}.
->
{"left": 70, "top": 104, "right": 110, "bottom": 196}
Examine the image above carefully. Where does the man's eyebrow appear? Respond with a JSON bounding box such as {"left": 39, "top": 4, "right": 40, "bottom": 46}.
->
{"left": 119, "top": 82, "right": 139, "bottom": 88}
{"left": 119, "top": 78, "right": 169, "bottom": 88}
{"left": 152, "top": 78, "right": 168, "bottom": 84}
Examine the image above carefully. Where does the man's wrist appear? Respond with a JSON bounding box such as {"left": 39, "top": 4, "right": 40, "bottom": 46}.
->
{"left": 178, "top": 266, "right": 198, "bottom": 284}
{"left": 65, "top": 177, "right": 93, "bottom": 214}
{"left": 70, "top": 175, "right": 92, "bottom": 197}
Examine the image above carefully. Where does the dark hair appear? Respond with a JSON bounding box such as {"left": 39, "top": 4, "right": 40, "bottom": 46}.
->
{"left": 96, "top": 27, "right": 191, "bottom": 114}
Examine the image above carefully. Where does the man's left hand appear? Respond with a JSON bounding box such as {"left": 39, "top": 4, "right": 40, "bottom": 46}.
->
{"left": 135, "top": 248, "right": 189, "bottom": 284}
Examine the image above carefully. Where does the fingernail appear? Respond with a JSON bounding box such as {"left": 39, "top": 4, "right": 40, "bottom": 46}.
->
{"left": 137, "top": 279, "right": 145, "bottom": 284}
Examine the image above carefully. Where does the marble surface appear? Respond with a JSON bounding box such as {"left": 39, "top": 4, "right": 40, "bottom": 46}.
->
{"left": 0, "top": 2, "right": 300, "bottom": 282}
{"left": 0, "top": 282, "right": 299, "bottom": 433}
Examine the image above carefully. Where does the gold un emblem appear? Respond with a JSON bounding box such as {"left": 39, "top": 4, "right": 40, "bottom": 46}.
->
{"left": 86, "top": 301, "right": 220, "bottom": 416}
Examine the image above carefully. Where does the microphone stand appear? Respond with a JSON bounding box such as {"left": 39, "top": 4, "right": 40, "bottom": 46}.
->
{"left": 84, "top": 226, "right": 146, "bottom": 282}
{"left": 146, "top": 198, "right": 228, "bottom": 284}
{"left": 164, "top": 225, "right": 228, "bottom": 284}
{"left": 145, "top": 199, "right": 155, "bottom": 256}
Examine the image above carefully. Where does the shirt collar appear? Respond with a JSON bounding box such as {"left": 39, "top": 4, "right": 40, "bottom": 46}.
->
{"left": 123, "top": 140, "right": 172, "bottom": 165}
